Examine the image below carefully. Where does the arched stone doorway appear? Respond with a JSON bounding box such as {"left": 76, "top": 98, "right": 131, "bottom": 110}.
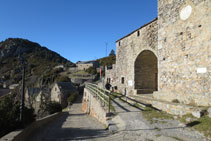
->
{"left": 134, "top": 50, "right": 158, "bottom": 94}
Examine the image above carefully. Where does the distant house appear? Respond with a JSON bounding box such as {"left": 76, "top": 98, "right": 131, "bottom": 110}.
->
{"left": 68, "top": 66, "right": 78, "bottom": 73}
{"left": 3, "top": 82, "right": 8, "bottom": 88}
{"left": 25, "top": 88, "right": 50, "bottom": 113}
{"left": 51, "top": 82, "right": 77, "bottom": 108}
{"left": 9, "top": 84, "right": 19, "bottom": 90}
{"left": 76, "top": 60, "right": 99, "bottom": 71}
{"left": 25, "top": 88, "right": 41, "bottom": 108}
{"left": 54, "top": 65, "right": 64, "bottom": 70}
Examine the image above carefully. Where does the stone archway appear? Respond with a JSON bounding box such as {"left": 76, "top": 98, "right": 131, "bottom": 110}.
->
{"left": 134, "top": 50, "right": 158, "bottom": 94}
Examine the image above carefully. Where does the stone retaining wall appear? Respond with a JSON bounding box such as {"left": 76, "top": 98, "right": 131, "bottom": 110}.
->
{"left": 134, "top": 95, "right": 202, "bottom": 116}
{"left": 82, "top": 88, "right": 108, "bottom": 125}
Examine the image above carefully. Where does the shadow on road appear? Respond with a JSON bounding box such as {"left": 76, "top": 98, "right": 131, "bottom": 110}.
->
{"left": 31, "top": 112, "right": 69, "bottom": 141}
{"left": 112, "top": 98, "right": 144, "bottom": 114}
{"left": 31, "top": 93, "right": 110, "bottom": 141}
{"left": 53, "top": 128, "right": 109, "bottom": 140}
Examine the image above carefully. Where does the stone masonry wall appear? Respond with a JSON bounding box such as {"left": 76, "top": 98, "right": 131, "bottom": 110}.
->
{"left": 156, "top": 0, "right": 211, "bottom": 106}
{"left": 115, "top": 19, "right": 158, "bottom": 95}
{"left": 105, "top": 64, "right": 117, "bottom": 88}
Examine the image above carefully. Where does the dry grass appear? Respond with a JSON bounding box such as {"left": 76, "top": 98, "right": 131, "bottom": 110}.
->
{"left": 142, "top": 107, "right": 173, "bottom": 123}
{"left": 180, "top": 114, "right": 211, "bottom": 139}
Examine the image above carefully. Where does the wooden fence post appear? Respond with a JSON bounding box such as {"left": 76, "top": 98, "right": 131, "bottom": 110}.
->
{"left": 108, "top": 92, "right": 111, "bottom": 113}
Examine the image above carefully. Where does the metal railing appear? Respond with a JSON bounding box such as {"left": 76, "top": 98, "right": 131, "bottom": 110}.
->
{"left": 71, "top": 74, "right": 96, "bottom": 79}
{"left": 85, "top": 83, "right": 111, "bottom": 113}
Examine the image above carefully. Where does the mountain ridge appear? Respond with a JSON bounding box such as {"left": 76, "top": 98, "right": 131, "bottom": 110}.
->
{"left": 0, "top": 38, "right": 74, "bottom": 88}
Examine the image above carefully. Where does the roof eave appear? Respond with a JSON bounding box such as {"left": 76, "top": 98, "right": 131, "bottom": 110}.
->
{"left": 116, "top": 17, "right": 158, "bottom": 43}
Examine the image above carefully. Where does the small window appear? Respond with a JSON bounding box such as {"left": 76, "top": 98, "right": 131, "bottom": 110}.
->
{"left": 55, "top": 87, "right": 57, "bottom": 91}
{"left": 114, "top": 86, "right": 118, "bottom": 90}
{"left": 119, "top": 41, "right": 121, "bottom": 46}
{"left": 137, "top": 31, "right": 140, "bottom": 36}
{"left": 107, "top": 65, "right": 112, "bottom": 70}
{"left": 121, "top": 77, "right": 124, "bottom": 84}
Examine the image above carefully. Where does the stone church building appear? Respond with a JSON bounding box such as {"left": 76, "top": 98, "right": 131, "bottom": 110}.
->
{"left": 105, "top": 0, "right": 210, "bottom": 107}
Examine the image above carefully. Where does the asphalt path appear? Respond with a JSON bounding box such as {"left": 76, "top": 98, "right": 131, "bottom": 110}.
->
{"left": 31, "top": 98, "right": 110, "bottom": 141}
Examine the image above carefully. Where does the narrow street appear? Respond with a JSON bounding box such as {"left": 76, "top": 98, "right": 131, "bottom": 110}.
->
{"left": 30, "top": 95, "right": 206, "bottom": 141}
{"left": 31, "top": 97, "right": 111, "bottom": 141}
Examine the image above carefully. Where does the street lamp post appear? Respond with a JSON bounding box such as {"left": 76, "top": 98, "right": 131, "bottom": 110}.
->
{"left": 19, "top": 55, "right": 27, "bottom": 128}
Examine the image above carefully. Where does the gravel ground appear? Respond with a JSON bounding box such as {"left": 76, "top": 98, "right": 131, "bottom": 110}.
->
{"left": 110, "top": 98, "right": 207, "bottom": 141}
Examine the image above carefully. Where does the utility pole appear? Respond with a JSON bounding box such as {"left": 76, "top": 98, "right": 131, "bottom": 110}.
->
{"left": 19, "top": 55, "right": 27, "bottom": 128}
{"left": 105, "top": 42, "right": 108, "bottom": 57}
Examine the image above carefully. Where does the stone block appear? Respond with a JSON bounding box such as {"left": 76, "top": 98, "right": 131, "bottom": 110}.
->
{"left": 192, "top": 110, "right": 202, "bottom": 118}
{"left": 207, "top": 107, "right": 211, "bottom": 118}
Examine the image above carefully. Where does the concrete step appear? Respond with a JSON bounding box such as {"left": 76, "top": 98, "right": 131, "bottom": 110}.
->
{"left": 136, "top": 89, "right": 154, "bottom": 94}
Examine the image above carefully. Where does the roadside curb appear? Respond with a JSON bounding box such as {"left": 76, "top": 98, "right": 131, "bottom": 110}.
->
{"left": 106, "top": 119, "right": 118, "bottom": 133}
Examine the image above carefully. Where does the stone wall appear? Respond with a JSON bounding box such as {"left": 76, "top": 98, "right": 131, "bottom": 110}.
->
{"left": 115, "top": 19, "right": 158, "bottom": 95}
{"left": 156, "top": 0, "right": 211, "bottom": 106}
{"left": 105, "top": 64, "right": 117, "bottom": 89}
{"left": 1, "top": 112, "right": 63, "bottom": 141}
{"left": 82, "top": 88, "right": 108, "bottom": 125}
{"left": 104, "top": 0, "right": 210, "bottom": 107}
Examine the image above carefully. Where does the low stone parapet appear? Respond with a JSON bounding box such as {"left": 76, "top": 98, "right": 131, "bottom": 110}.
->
{"left": 153, "top": 91, "right": 211, "bottom": 107}
{"left": 133, "top": 95, "right": 204, "bottom": 116}
{"left": 1, "top": 112, "right": 63, "bottom": 141}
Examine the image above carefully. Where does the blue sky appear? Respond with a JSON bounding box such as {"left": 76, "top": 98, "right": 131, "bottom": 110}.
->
{"left": 0, "top": 0, "right": 157, "bottom": 63}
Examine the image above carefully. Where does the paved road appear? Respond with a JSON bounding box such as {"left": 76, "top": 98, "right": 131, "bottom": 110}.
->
{"left": 30, "top": 96, "right": 206, "bottom": 141}
{"left": 110, "top": 98, "right": 206, "bottom": 141}
{"left": 31, "top": 99, "right": 110, "bottom": 141}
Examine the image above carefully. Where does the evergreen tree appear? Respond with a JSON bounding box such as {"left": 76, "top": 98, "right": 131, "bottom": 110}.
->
{"left": 109, "top": 49, "right": 115, "bottom": 56}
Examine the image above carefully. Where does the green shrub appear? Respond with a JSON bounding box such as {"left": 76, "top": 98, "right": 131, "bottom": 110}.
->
{"left": 24, "top": 107, "right": 36, "bottom": 125}
{"left": 97, "top": 56, "right": 116, "bottom": 66}
{"left": 55, "top": 75, "right": 71, "bottom": 82}
{"left": 67, "top": 92, "right": 78, "bottom": 105}
{"left": 85, "top": 67, "right": 97, "bottom": 75}
{"left": 0, "top": 95, "right": 20, "bottom": 137}
{"left": 45, "top": 101, "right": 62, "bottom": 114}
{"left": 0, "top": 94, "right": 35, "bottom": 137}
{"left": 53, "top": 68, "right": 64, "bottom": 74}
